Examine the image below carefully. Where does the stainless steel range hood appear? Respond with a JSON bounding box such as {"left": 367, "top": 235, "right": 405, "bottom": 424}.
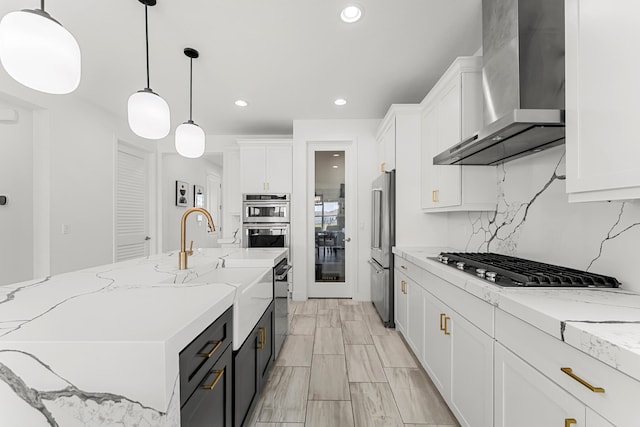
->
{"left": 434, "top": 0, "right": 565, "bottom": 166}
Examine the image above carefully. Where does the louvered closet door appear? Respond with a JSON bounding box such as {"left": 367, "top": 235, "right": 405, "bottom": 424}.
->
{"left": 116, "top": 147, "right": 149, "bottom": 261}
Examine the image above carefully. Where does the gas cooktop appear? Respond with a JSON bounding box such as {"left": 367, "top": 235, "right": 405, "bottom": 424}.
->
{"left": 431, "top": 252, "right": 621, "bottom": 288}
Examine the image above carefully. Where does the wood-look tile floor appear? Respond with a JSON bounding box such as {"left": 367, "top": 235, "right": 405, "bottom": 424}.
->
{"left": 246, "top": 299, "right": 460, "bottom": 427}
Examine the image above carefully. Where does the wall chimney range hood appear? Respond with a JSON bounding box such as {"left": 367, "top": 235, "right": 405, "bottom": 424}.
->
{"left": 434, "top": 0, "right": 565, "bottom": 166}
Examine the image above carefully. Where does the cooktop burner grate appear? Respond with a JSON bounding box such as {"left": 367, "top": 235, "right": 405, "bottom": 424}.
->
{"left": 436, "top": 252, "right": 621, "bottom": 288}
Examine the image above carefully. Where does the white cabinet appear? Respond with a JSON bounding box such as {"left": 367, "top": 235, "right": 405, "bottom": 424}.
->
{"left": 394, "top": 269, "right": 408, "bottom": 336}
{"left": 419, "top": 56, "right": 497, "bottom": 212}
{"left": 420, "top": 275, "right": 493, "bottom": 427}
{"left": 565, "top": 0, "right": 640, "bottom": 202}
{"left": 406, "top": 279, "right": 424, "bottom": 359}
{"left": 238, "top": 140, "right": 292, "bottom": 194}
{"left": 399, "top": 261, "right": 493, "bottom": 427}
{"left": 495, "top": 343, "right": 587, "bottom": 427}
{"left": 376, "top": 110, "right": 396, "bottom": 172}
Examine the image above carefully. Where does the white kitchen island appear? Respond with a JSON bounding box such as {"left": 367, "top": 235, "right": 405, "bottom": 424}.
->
{"left": 0, "top": 247, "right": 286, "bottom": 427}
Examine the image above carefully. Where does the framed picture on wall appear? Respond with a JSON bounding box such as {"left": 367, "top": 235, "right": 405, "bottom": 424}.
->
{"left": 194, "top": 185, "right": 204, "bottom": 208}
{"left": 176, "top": 181, "right": 189, "bottom": 207}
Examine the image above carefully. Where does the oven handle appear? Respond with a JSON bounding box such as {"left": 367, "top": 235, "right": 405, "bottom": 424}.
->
{"left": 275, "top": 264, "right": 292, "bottom": 281}
{"left": 368, "top": 259, "right": 385, "bottom": 274}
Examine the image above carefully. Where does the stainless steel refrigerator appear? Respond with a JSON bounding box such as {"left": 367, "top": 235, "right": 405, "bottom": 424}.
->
{"left": 369, "top": 170, "right": 395, "bottom": 327}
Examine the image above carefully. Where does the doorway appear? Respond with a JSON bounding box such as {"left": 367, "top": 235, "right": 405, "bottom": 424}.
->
{"left": 307, "top": 142, "right": 357, "bottom": 298}
{"left": 115, "top": 143, "right": 152, "bottom": 261}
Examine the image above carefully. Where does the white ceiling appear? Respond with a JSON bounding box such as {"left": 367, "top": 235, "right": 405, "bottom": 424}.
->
{"left": 0, "top": 0, "right": 482, "bottom": 135}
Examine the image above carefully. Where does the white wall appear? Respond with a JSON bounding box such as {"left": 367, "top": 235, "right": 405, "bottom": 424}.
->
{"left": 292, "top": 119, "right": 379, "bottom": 301}
{"left": 161, "top": 154, "right": 222, "bottom": 251}
{"left": 0, "top": 101, "right": 33, "bottom": 285}
{"left": 0, "top": 72, "right": 162, "bottom": 278}
{"left": 446, "top": 146, "right": 640, "bottom": 293}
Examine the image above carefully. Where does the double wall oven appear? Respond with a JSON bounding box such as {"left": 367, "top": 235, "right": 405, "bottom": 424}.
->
{"left": 242, "top": 194, "right": 290, "bottom": 248}
{"left": 242, "top": 194, "right": 292, "bottom": 358}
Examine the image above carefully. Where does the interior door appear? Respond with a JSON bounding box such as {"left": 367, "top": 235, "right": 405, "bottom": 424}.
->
{"left": 115, "top": 144, "right": 150, "bottom": 261}
{"left": 308, "top": 143, "right": 356, "bottom": 298}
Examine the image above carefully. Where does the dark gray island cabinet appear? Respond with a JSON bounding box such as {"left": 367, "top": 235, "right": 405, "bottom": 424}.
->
{"left": 233, "top": 301, "right": 275, "bottom": 427}
{"left": 180, "top": 307, "right": 234, "bottom": 427}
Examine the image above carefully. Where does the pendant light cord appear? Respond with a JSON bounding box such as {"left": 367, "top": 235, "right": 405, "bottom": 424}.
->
{"left": 189, "top": 58, "right": 193, "bottom": 121}
{"left": 145, "top": 4, "right": 150, "bottom": 89}
{"left": 41, "top": 0, "right": 45, "bottom": 11}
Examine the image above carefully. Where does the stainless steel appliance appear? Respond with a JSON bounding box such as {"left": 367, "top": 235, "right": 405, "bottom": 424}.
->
{"left": 369, "top": 171, "right": 395, "bottom": 327}
{"left": 434, "top": 0, "right": 566, "bottom": 166}
{"left": 242, "top": 194, "right": 292, "bottom": 358}
{"left": 242, "top": 194, "right": 290, "bottom": 223}
{"left": 273, "top": 258, "right": 292, "bottom": 359}
{"left": 433, "top": 252, "right": 621, "bottom": 288}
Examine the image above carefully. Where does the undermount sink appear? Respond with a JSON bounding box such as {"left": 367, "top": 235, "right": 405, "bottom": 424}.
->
{"left": 186, "top": 267, "right": 273, "bottom": 351}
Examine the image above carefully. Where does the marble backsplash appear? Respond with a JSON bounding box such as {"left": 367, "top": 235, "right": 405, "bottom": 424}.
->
{"left": 446, "top": 146, "right": 640, "bottom": 293}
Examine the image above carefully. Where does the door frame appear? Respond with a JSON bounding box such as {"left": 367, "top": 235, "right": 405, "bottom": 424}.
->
{"left": 114, "top": 140, "right": 157, "bottom": 261}
{"left": 306, "top": 141, "right": 357, "bottom": 298}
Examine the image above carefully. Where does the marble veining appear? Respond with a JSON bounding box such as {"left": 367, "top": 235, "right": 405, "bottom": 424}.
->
{"left": 0, "top": 349, "right": 177, "bottom": 427}
{"left": 465, "top": 154, "right": 566, "bottom": 253}
{"left": 587, "top": 202, "right": 640, "bottom": 271}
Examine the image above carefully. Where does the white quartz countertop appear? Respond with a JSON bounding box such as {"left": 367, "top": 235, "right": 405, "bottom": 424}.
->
{"left": 393, "top": 247, "right": 640, "bottom": 382}
{"left": 0, "top": 247, "right": 286, "bottom": 427}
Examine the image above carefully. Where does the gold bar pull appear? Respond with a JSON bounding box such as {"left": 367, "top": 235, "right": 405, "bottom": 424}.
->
{"left": 440, "top": 313, "right": 446, "bottom": 331}
{"left": 257, "top": 326, "right": 266, "bottom": 350}
{"left": 444, "top": 316, "right": 451, "bottom": 335}
{"left": 401, "top": 280, "right": 406, "bottom": 294}
{"left": 202, "top": 369, "right": 224, "bottom": 390}
{"left": 199, "top": 340, "right": 222, "bottom": 358}
{"left": 381, "top": 162, "right": 385, "bottom": 172}
{"left": 560, "top": 367, "right": 605, "bottom": 393}
{"left": 565, "top": 418, "right": 577, "bottom": 427}
{"left": 400, "top": 265, "right": 407, "bottom": 270}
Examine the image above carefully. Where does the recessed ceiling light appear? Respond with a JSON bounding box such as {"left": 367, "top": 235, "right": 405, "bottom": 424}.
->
{"left": 235, "top": 100, "right": 248, "bottom": 107}
{"left": 340, "top": 5, "right": 363, "bottom": 23}
{"left": 333, "top": 153, "right": 340, "bottom": 157}
{"left": 334, "top": 98, "right": 347, "bottom": 106}
{"left": 332, "top": 165, "right": 339, "bottom": 169}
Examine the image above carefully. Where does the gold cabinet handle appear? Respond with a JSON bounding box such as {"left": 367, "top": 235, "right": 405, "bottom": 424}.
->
{"left": 401, "top": 280, "right": 407, "bottom": 294}
{"left": 565, "top": 419, "right": 577, "bottom": 427}
{"left": 400, "top": 265, "right": 407, "bottom": 270}
{"left": 381, "top": 162, "right": 385, "bottom": 172}
{"left": 439, "top": 313, "right": 446, "bottom": 331}
{"left": 202, "top": 369, "right": 224, "bottom": 390}
{"left": 432, "top": 189, "right": 439, "bottom": 203}
{"left": 199, "top": 340, "right": 222, "bottom": 358}
{"left": 560, "top": 368, "right": 605, "bottom": 393}
{"left": 443, "top": 316, "right": 451, "bottom": 335}
{"left": 257, "top": 326, "right": 267, "bottom": 350}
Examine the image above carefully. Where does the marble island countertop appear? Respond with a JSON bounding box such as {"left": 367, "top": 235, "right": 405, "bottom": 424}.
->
{"left": 0, "top": 247, "right": 287, "bottom": 427}
{"left": 393, "top": 247, "right": 640, "bottom": 383}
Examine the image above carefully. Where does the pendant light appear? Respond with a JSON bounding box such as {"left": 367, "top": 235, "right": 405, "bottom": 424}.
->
{"left": 0, "top": 0, "right": 81, "bottom": 94}
{"left": 175, "top": 48, "right": 205, "bottom": 158}
{"left": 127, "top": 0, "right": 170, "bottom": 140}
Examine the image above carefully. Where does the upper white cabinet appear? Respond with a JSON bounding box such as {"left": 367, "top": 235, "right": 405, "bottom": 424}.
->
{"left": 238, "top": 140, "right": 292, "bottom": 194}
{"left": 565, "top": 0, "right": 640, "bottom": 202}
{"left": 376, "top": 110, "right": 397, "bottom": 172}
{"left": 420, "top": 56, "right": 497, "bottom": 212}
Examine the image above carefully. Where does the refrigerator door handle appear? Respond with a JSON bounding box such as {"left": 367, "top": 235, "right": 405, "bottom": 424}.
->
{"left": 368, "top": 259, "right": 385, "bottom": 274}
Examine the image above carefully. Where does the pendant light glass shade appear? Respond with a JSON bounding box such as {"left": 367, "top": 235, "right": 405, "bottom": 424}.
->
{"left": 128, "top": 0, "right": 170, "bottom": 140}
{"left": 175, "top": 47, "right": 205, "bottom": 158}
{"left": 175, "top": 121, "right": 205, "bottom": 158}
{"left": 0, "top": 9, "right": 81, "bottom": 94}
{"left": 128, "top": 89, "right": 171, "bottom": 140}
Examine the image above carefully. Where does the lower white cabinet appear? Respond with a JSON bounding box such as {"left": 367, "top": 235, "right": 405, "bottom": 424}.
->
{"left": 495, "top": 343, "right": 613, "bottom": 427}
{"left": 394, "top": 269, "right": 408, "bottom": 335}
{"left": 495, "top": 342, "right": 586, "bottom": 427}
{"left": 406, "top": 278, "right": 424, "bottom": 358}
{"left": 416, "top": 268, "right": 494, "bottom": 427}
